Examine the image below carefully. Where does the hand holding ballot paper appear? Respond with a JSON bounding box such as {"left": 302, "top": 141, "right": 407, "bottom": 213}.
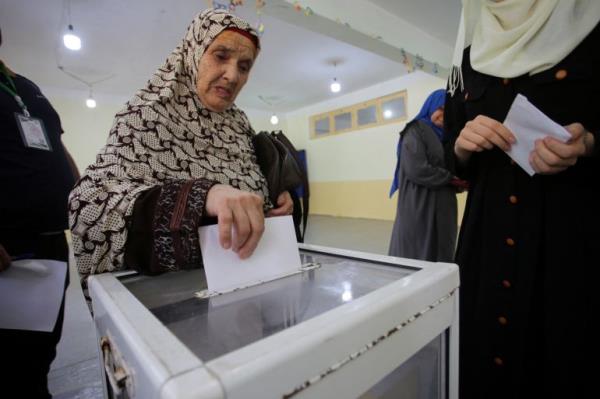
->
{"left": 454, "top": 94, "right": 593, "bottom": 175}
{"left": 199, "top": 215, "right": 302, "bottom": 294}
{"left": 503, "top": 94, "right": 589, "bottom": 175}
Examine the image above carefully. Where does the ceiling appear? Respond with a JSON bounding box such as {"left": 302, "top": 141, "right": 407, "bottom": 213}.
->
{"left": 369, "top": 0, "right": 461, "bottom": 47}
{"left": 0, "top": 0, "right": 461, "bottom": 112}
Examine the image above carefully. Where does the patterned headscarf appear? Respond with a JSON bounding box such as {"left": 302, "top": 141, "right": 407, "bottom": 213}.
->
{"left": 69, "top": 9, "right": 269, "bottom": 276}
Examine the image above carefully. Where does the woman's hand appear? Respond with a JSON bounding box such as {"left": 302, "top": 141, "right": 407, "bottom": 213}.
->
{"left": 267, "top": 191, "right": 293, "bottom": 217}
{"left": 205, "top": 184, "right": 265, "bottom": 259}
{"left": 454, "top": 115, "right": 516, "bottom": 164}
{"left": 530, "top": 123, "right": 591, "bottom": 175}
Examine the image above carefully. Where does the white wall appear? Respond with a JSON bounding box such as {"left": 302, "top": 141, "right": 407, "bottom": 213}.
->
{"left": 283, "top": 70, "right": 446, "bottom": 182}
{"left": 42, "top": 88, "right": 126, "bottom": 174}
{"left": 243, "top": 107, "right": 289, "bottom": 134}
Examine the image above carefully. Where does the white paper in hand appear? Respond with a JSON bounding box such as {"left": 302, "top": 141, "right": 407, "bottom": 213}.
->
{"left": 503, "top": 94, "right": 571, "bottom": 176}
{"left": 199, "top": 215, "right": 302, "bottom": 293}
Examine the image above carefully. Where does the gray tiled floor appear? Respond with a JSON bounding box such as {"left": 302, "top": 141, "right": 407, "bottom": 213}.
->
{"left": 48, "top": 215, "right": 393, "bottom": 398}
{"left": 48, "top": 255, "right": 105, "bottom": 399}
{"left": 304, "top": 215, "right": 393, "bottom": 255}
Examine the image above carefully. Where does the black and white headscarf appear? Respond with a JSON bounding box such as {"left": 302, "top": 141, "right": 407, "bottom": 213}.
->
{"left": 69, "top": 9, "right": 269, "bottom": 276}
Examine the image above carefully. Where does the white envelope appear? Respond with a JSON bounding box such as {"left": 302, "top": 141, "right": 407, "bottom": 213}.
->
{"left": 199, "top": 215, "right": 302, "bottom": 293}
{"left": 503, "top": 94, "right": 571, "bottom": 176}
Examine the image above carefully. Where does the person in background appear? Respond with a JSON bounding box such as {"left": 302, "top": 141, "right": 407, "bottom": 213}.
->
{"left": 388, "top": 89, "right": 463, "bottom": 262}
{"left": 69, "top": 9, "right": 292, "bottom": 279}
{"left": 0, "top": 26, "right": 79, "bottom": 398}
{"left": 444, "top": 1, "right": 599, "bottom": 398}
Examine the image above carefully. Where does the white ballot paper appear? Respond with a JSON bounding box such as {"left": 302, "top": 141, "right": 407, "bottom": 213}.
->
{"left": 0, "top": 259, "right": 67, "bottom": 332}
{"left": 199, "top": 215, "right": 302, "bottom": 293}
{"left": 504, "top": 94, "right": 571, "bottom": 176}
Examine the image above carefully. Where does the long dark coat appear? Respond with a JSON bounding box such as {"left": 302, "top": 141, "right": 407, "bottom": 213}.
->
{"left": 444, "top": 24, "right": 600, "bottom": 399}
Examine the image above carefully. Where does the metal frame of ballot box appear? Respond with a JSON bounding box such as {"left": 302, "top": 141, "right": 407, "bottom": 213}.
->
{"left": 88, "top": 244, "right": 459, "bottom": 399}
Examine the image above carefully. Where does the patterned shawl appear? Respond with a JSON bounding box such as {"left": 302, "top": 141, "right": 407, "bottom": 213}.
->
{"left": 69, "top": 9, "right": 269, "bottom": 276}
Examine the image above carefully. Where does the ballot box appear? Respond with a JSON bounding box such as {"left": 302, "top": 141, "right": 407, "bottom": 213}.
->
{"left": 88, "top": 244, "right": 459, "bottom": 399}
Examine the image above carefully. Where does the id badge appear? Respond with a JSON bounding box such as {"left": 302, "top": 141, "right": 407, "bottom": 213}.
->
{"left": 14, "top": 112, "right": 53, "bottom": 151}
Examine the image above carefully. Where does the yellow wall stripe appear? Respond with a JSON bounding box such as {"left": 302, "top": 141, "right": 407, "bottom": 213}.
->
{"left": 309, "top": 180, "right": 467, "bottom": 225}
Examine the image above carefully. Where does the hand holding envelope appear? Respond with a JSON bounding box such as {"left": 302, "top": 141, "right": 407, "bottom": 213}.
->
{"left": 454, "top": 94, "right": 589, "bottom": 176}
{"left": 199, "top": 215, "right": 302, "bottom": 294}
{"left": 503, "top": 94, "right": 587, "bottom": 176}
{"left": 528, "top": 122, "right": 589, "bottom": 175}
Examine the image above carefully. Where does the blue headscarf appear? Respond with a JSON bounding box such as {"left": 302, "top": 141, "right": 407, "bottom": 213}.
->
{"left": 389, "top": 88, "right": 446, "bottom": 197}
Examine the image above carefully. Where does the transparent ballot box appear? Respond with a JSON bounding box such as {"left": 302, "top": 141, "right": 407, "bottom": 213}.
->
{"left": 88, "top": 244, "right": 459, "bottom": 399}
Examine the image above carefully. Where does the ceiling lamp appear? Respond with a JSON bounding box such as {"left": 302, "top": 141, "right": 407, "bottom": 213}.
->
{"left": 63, "top": 25, "right": 81, "bottom": 51}
{"left": 258, "top": 95, "right": 282, "bottom": 125}
{"left": 86, "top": 87, "right": 96, "bottom": 108}
{"left": 330, "top": 61, "right": 341, "bottom": 93}
{"left": 86, "top": 96, "right": 96, "bottom": 108}
{"left": 330, "top": 78, "right": 341, "bottom": 93}
{"left": 62, "top": 1, "right": 81, "bottom": 51}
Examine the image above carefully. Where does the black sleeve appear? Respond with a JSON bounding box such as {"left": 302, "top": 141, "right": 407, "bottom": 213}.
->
{"left": 589, "top": 130, "right": 600, "bottom": 158}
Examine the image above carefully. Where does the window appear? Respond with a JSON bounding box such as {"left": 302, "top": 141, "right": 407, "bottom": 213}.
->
{"left": 314, "top": 116, "right": 330, "bottom": 136}
{"left": 381, "top": 95, "right": 407, "bottom": 121}
{"left": 357, "top": 105, "right": 377, "bottom": 126}
{"left": 334, "top": 111, "right": 352, "bottom": 132}
{"left": 310, "top": 90, "right": 407, "bottom": 139}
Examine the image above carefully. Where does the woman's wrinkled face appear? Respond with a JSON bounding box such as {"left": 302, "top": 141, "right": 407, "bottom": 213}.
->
{"left": 196, "top": 30, "right": 256, "bottom": 112}
{"left": 431, "top": 106, "right": 444, "bottom": 128}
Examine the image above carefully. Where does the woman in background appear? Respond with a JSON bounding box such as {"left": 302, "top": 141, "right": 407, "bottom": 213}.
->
{"left": 388, "top": 89, "right": 461, "bottom": 262}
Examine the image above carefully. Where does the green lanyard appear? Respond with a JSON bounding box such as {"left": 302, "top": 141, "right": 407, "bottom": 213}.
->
{"left": 0, "top": 63, "right": 30, "bottom": 117}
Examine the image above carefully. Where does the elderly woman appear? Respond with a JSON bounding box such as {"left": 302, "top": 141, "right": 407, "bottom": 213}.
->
{"left": 69, "top": 9, "right": 292, "bottom": 278}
